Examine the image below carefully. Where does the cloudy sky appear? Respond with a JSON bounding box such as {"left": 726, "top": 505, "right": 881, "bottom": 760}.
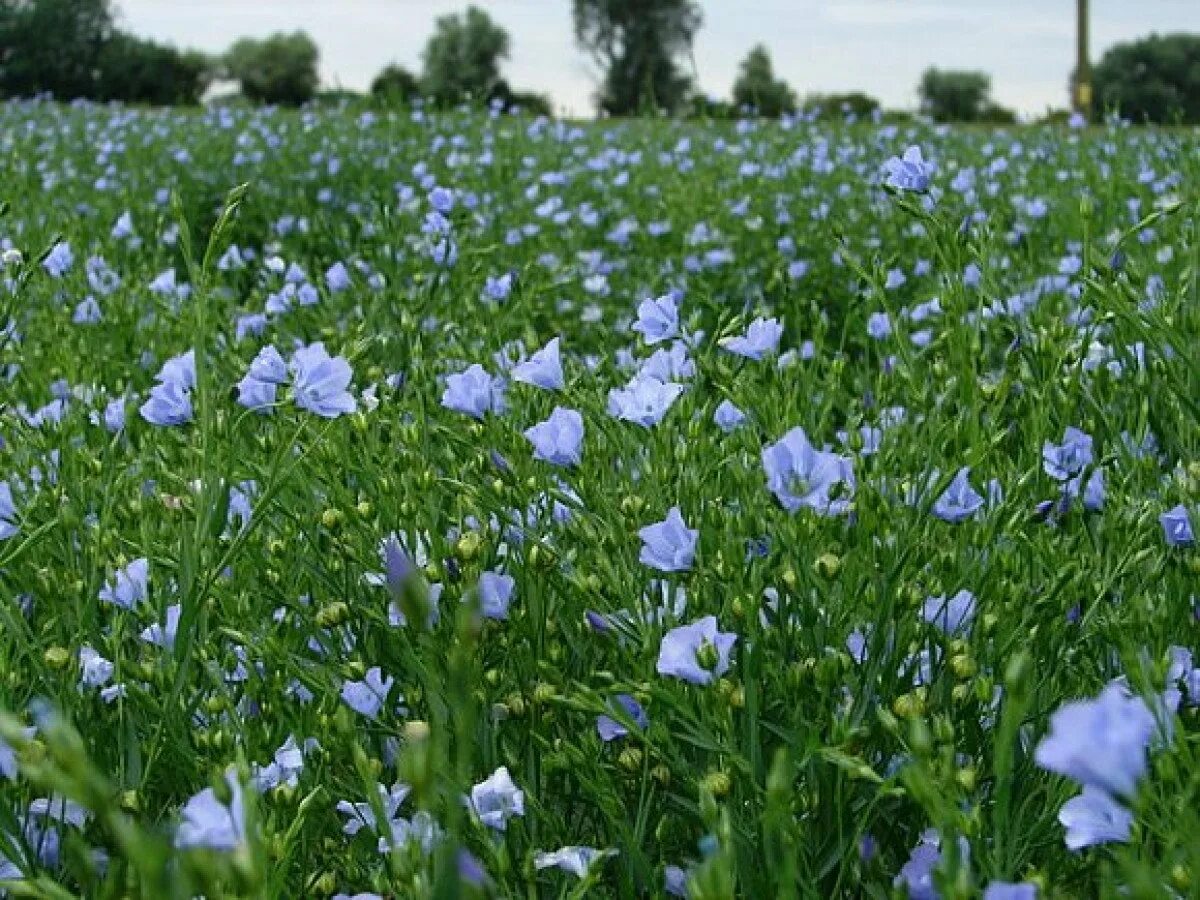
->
{"left": 117, "top": 0, "right": 1199, "bottom": 117}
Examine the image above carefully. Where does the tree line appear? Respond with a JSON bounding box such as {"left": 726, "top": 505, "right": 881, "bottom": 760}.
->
{"left": 1, "top": 0, "right": 1197, "bottom": 124}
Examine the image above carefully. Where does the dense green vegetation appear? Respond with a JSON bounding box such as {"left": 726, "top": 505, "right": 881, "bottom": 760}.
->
{"left": 0, "top": 99, "right": 1198, "bottom": 898}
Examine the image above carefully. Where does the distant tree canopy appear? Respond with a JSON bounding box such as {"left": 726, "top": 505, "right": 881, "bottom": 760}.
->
{"left": 801, "top": 92, "right": 881, "bottom": 122}
{"left": 421, "top": 6, "right": 510, "bottom": 106}
{"left": 1092, "top": 33, "right": 1200, "bottom": 125}
{"left": 488, "top": 80, "right": 553, "bottom": 117}
{"left": 918, "top": 68, "right": 992, "bottom": 122}
{"left": 0, "top": 0, "right": 209, "bottom": 104}
{"left": 732, "top": 45, "right": 795, "bottom": 117}
{"left": 371, "top": 64, "right": 420, "bottom": 104}
{"left": 225, "top": 31, "right": 320, "bottom": 106}
{"left": 97, "top": 34, "right": 211, "bottom": 106}
{"left": 0, "top": 0, "right": 113, "bottom": 99}
{"left": 573, "top": 0, "right": 702, "bottom": 116}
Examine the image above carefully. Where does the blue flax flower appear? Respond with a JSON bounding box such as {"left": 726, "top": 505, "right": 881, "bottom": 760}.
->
{"left": 607, "top": 374, "right": 684, "bottom": 428}
{"left": 762, "top": 427, "right": 855, "bottom": 516}
{"left": 984, "top": 882, "right": 1038, "bottom": 900}
{"left": 442, "top": 364, "right": 506, "bottom": 419}
{"left": 713, "top": 399, "right": 746, "bottom": 433}
{"left": 477, "top": 570, "right": 515, "bottom": 619}
{"left": 341, "top": 667, "right": 394, "bottom": 719}
{"left": 0, "top": 482, "right": 17, "bottom": 540}
{"left": 140, "top": 349, "right": 195, "bottom": 427}
{"left": 99, "top": 558, "right": 149, "bottom": 609}
{"left": 633, "top": 292, "right": 680, "bottom": 345}
{"left": 1034, "top": 682, "right": 1155, "bottom": 797}
{"left": 176, "top": 770, "right": 247, "bottom": 851}
{"left": 534, "top": 846, "right": 612, "bottom": 878}
{"left": 468, "top": 766, "right": 524, "bottom": 831}
{"left": 656, "top": 616, "right": 736, "bottom": 685}
{"left": 511, "top": 337, "right": 564, "bottom": 391}
{"left": 932, "top": 467, "right": 984, "bottom": 523}
{"left": 1042, "top": 427, "right": 1093, "bottom": 481}
{"left": 524, "top": 407, "right": 583, "bottom": 467}
{"left": 596, "top": 694, "right": 648, "bottom": 742}
{"left": 639, "top": 506, "right": 698, "bottom": 572}
{"left": 1160, "top": 504, "right": 1194, "bottom": 547}
{"left": 922, "top": 590, "right": 976, "bottom": 635}
{"left": 290, "top": 343, "right": 356, "bottom": 418}
{"left": 719, "top": 316, "right": 783, "bottom": 360}
{"left": 1058, "top": 785, "right": 1132, "bottom": 850}
{"left": 883, "top": 146, "right": 933, "bottom": 192}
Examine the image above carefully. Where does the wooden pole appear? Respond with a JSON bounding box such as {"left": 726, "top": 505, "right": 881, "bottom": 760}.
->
{"left": 1074, "top": 0, "right": 1092, "bottom": 115}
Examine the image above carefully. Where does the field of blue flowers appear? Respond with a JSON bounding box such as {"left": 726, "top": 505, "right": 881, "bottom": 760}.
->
{"left": 0, "top": 100, "right": 1197, "bottom": 898}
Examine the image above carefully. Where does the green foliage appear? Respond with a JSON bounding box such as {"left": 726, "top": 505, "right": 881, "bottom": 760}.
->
{"left": 1092, "top": 33, "right": 1200, "bottom": 125}
{"left": 0, "top": 0, "right": 208, "bottom": 106}
{"left": 732, "top": 45, "right": 795, "bottom": 118}
{"left": 370, "top": 64, "right": 420, "bottom": 105}
{"left": 420, "top": 5, "right": 510, "bottom": 107}
{"left": 0, "top": 100, "right": 1199, "bottom": 898}
{"left": 489, "top": 79, "right": 553, "bottom": 117}
{"left": 879, "top": 108, "right": 917, "bottom": 125}
{"left": 96, "top": 34, "right": 212, "bottom": 107}
{"left": 801, "top": 91, "right": 881, "bottom": 122}
{"left": 919, "top": 68, "right": 994, "bottom": 123}
{"left": 1038, "top": 109, "right": 1074, "bottom": 126}
{"left": 687, "top": 94, "right": 737, "bottom": 120}
{"left": 572, "top": 0, "right": 702, "bottom": 116}
{"left": 979, "top": 102, "right": 1017, "bottom": 125}
{"left": 224, "top": 31, "right": 320, "bottom": 107}
{"left": 0, "top": 0, "right": 113, "bottom": 99}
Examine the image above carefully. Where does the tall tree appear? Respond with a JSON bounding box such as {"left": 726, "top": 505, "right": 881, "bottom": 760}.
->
{"left": 0, "top": 0, "right": 114, "bottom": 99}
{"left": 421, "top": 6, "right": 510, "bottom": 106}
{"left": 732, "top": 44, "right": 795, "bottom": 118}
{"left": 918, "top": 68, "right": 993, "bottom": 123}
{"left": 573, "top": 0, "right": 702, "bottom": 116}
{"left": 225, "top": 31, "right": 320, "bottom": 106}
{"left": 371, "top": 64, "right": 420, "bottom": 104}
{"left": 97, "top": 34, "right": 212, "bottom": 106}
{"left": 1092, "top": 33, "right": 1200, "bottom": 125}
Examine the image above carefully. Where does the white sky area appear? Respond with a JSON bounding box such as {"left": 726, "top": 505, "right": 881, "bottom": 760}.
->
{"left": 117, "top": 0, "right": 1200, "bottom": 117}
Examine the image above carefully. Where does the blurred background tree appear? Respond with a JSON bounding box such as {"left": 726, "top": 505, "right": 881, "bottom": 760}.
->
{"left": 1092, "top": 33, "right": 1200, "bottom": 124}
{"left": 370, "top": 64, "right": 420, "bottom": 104}
{"left": 420, "top": 5, "right": 510, "bottom": 106}
{"left": 224, "top": 31, "right": 320, "bottom": 106}
{"left": 919, "top": 67, "right": 1015, "bottom": 123}
{"left": 732, "top": 44, "right": 796, "bottom": 117}
{"left": 918, "top": 68, "right": 990, "bottom": 121}
{"left": 97, "top": 35, "right": 212, "bottom": 106}
{"left": 486, "top": 80, "right": 553, "bottom": 117}
{"left": 801, "top": 92, "right": 881, "bottom": 122}
{"left": 573, "top": 0, "right": 702, "bottom": 116}
{"left": 0, "top": 0, "right": 113, "bottom": 99}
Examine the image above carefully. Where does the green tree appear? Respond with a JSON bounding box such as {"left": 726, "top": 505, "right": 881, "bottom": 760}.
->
{"left": 421, "top": 6, "right": 510, "bottom": 106}
{"left": 732, "top": 44, "right": 795, "bottom": 118}
{"left": 488, "top": 79, "right": 553, "bottom": 117}
{"left": 1092, "top": 33, "right": 1200, "bottom": 124}
{"left": 0, "top": 0, "right": 113, "bottom": 99}
{"left": 979, "top": 101, "right": 1017, "bottom": 125}
{"left": 371, "top": 64, "right": 420, "bottom": 104}
{"left": 918, "top": 68, "right": 993, "bottom": 123}
{"left": 97, "top": 34, "right": 212, "bottom": 106}
{"left": 225, "top": 31, "right": 320, "bottom": 106}
{"left": 573, "top": 0, "right": 703, "bottom": 116}
{"left": 801, "top": 91, "right": 881, "bottom": 122}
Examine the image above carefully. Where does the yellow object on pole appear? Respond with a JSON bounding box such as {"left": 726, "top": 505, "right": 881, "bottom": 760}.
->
{"left": 1074, "top": 0, "right": 1092, "bottom": 115}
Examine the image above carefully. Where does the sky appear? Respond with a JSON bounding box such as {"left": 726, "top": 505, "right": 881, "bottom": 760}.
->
{"left": 117, "top": 0, "right": 1200, "bottom": 117}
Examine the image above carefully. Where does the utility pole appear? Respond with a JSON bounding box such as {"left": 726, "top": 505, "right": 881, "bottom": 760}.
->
{"left": 1073, "top": 0, "right": 1092, "bottom": 116}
